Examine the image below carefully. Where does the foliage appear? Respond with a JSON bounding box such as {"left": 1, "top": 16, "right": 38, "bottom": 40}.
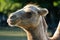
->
{"left": 0, "top": 0, "right": 60, "bottom": 15}
{"left": 53, "top": 1, "right": 60, "bottom": 7}
{"left": 0, "top": 0, "right": 22, "bottom": 14}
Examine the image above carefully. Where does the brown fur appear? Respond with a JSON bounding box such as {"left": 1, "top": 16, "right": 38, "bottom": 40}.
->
{"left": 7, "top": 4, "right": 60, "bottom": 40}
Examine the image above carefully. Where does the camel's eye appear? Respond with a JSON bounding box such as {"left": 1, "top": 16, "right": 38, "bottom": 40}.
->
{"left": 26, "top": 12, "right": 32, "bottom": 18}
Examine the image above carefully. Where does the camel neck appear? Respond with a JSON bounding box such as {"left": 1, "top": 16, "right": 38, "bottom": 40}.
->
{"left": 25, "top": 17, "right": 48, "bottom": 40}
{"left": 26, "top": 24, "right": 48, "bottom": 40}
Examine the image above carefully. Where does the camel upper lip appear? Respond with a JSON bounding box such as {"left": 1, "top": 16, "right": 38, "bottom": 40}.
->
{"left": 7, "top": 19, "right": 17, "bottom": 26}
{"left": 7, "top": 18, "right": 20, "bottom": 24}
{"left": 7, "top": 19, "right": 15, "bottom": 23}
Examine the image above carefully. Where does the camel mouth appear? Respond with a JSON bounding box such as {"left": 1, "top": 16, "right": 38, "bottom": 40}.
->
{"left": 7, "top": 17, "right": 21, "bottom": 27}
{"left": 7, "top": 19, "right": 17, "bottom": 27}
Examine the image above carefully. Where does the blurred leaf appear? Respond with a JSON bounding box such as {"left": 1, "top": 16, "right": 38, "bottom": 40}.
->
{"left": 10, "top": 3, "right": 22, "bottom": 11}
{"left": 53, "top": 1, "right": 58, "bottom": 7}
{"left": 0, "top": 0, "right": 6, "bottom": 12}
{"left": 0, "top": 0, "right": 22, "bottom": 15}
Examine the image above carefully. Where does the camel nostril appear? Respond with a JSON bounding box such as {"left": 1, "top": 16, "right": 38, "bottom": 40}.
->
{"left": 10, "top": 15, "right": 17, "bottom": 19}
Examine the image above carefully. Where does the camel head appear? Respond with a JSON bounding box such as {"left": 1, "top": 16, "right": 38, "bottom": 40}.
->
{"left": 7, "top": 4, "right": 48, "bottom": 30}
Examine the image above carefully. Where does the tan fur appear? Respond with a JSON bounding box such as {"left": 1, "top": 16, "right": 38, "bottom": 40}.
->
{"left": 7, "top": 4, "right": 60, "bottom": 40}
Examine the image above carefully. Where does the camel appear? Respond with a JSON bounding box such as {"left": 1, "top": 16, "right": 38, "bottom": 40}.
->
{"left": 7, "top": 4, "right": 60, "bottom": 40}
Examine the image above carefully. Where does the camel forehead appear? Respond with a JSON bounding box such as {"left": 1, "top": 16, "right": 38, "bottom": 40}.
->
{"left": 24, "top": 4, "right": 38, "bottom": 8}
{"left": 23, "top": 8, "right": 32, "bottom": 12}
{"left": 23, "top": 4, "right": 39, "bottom": 12}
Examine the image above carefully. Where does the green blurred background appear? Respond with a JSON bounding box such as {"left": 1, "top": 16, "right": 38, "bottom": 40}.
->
{"left": 0, "top": 0, "right": 60, "bottom": 40}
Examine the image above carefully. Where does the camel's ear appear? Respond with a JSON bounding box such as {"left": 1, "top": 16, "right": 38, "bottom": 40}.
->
{"left": 38, "top": 8, "right": 48, "bottom": 16}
